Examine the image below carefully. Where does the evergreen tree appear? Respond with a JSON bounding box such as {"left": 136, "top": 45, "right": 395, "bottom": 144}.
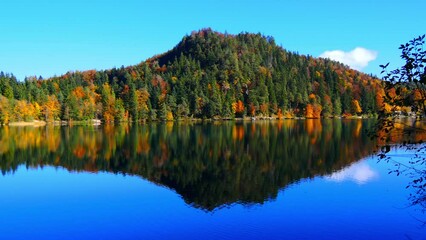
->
{"left": 333, "top": 97, "right": 342, "bottom": 116}
{"left": 129, "top": 86, "right": 138, "bottom": 121}
{"left": 0, "top": 30, "right": 383, "bottom": 122}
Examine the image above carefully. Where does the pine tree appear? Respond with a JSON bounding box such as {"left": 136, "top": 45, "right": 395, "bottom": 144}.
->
{"left": 129, "top": 86, "right": 138, "bottom": 121}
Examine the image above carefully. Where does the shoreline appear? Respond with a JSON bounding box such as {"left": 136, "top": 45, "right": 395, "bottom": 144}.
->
{"left": 1, "top": 115, "right": 381, "bottom": 127}
{"left": 1, "top": 115, "right": 420, "bottom": 127}
{"left": 8, "top": 121, "right": 47, "bottom": 127}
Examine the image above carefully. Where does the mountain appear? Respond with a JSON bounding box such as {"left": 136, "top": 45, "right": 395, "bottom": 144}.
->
{"left": 0, "top": 28, "right": 383, "bottom": 124}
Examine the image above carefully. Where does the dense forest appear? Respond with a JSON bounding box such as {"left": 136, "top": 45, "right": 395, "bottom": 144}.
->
{"left": 0, "top": 29, "right": 386, "bottom": 124}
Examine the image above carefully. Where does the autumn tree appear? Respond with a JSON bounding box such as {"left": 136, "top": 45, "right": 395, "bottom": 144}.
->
{"left": 381, "top": 35, "right": 426, "bottom": 114}
{"left": 379, "top": 35, "right": 426, "bottom": 131}
{"left": 82, "top": 85, "right": 99, "bottom": 120}
{"left": 378, "top": 35, "right": 426, "bottom": 216}
{"left": 14, "top": 100, "right": 36, "bottom": 121}
{"left": 0, "top": 95, "right": 11, "bottom": 124}
{"left": 136, "top": 88, "right": 150, "bottom": 121}
{"left": 0, "top": 30, "right": 383, "bottom": 122}
{"left": 351, "top": 100, "right": 362, "bottom": 115}
{"left": 305, "top": 103, "right": 322, "bottom": 118}
{"left": 101, "top": 83, "right": 116, "bottom": 122}
{"left": 232, "top": 100, "right": 245, "bottom": 118}
{"left": 43, "top": 95, "right": 61, "bottom": 122}
{"left": 305, "top": 104, "right": 314, "bottom": 118}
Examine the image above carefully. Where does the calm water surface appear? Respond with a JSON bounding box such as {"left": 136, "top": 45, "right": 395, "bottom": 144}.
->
{"left": 0, "top": 120, "right": 424, "bottom": 239}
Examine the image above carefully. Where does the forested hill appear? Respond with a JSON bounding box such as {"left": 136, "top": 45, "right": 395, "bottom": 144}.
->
{"left": 0, "top": 28, "right": 384, "bottom": 124}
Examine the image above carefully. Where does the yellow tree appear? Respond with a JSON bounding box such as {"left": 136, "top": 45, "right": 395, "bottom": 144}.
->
{"left": 136, "top": 88, "right": 150, "bottom": 120}
{"left": 83, "top": 85, "right": 100, "bottom": 119}
{"left": 351, "top": 100, "right": 362, "bottom": 115}
{"left": 101, "top": 83, "right": 116, "bottom": 122}
{"left": 14, "top": 100, "right": 36, "bottom": 121}
{"left": 68, "top": 85, "right": 100, "bottom": 120}
{"left": 0, "top": 95, "right": 10, "bottom": 124}
{"left": 43, "top": 95, "right": 61, "bottom": 122}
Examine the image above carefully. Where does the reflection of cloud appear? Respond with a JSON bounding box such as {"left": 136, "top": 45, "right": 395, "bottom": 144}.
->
{"left": 325, "top": 162, "right": 378, "bottom": 185}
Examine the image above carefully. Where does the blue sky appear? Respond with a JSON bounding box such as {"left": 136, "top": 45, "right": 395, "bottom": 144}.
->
{"left": 0, "top": 0, "right": 424, "bottom": 80}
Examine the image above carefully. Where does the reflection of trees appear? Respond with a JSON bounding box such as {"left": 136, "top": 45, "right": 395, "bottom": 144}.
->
{"left": 0, "top": 120, "right": 377, "bottom": 210}
{"left": 400, "top": 149, "right": 426, "bottom": 216}
{"left": 381, "top": 144, "right": 426, "bottom": 224}
{"left": 377, "top": 118, "right": 426, "bottom": 222}
{"left": 378, "top": 35, "right": 426, "bottom": 221}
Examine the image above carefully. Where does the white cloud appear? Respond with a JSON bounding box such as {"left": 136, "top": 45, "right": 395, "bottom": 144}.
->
{"left": 319, "top": 47, "right": 378, "bottom": 71}
{"left": 325, "top": 161, "right": 378, "bottom": 185}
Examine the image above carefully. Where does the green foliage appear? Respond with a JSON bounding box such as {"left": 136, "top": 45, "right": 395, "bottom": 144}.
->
{"left": 114, "top": 99, "right": 125, "bottom": 122}
{"left": 177, "top": 98, "right": 190, "bottom": 119}
{"left": 129, "top": 85, "right": 138, "bottom": 121}
{"left": 381, "top": 35, "right": 426, "bottom": 115}
{"left": 377, "top": 35, "right": 426, "bottom": 218}
{"left": 0, "top": 29, "right": 382, "bottom": 122}
{"left": 0, "top": 95, "right": 11, "bottom": 124}
{"left": 333, "top": 97, "right": 342, "bottom": 116}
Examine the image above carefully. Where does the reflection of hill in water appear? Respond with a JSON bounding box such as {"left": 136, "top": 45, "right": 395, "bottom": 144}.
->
{"left": 0, "top": 120, "right": 377, "bottom": 211}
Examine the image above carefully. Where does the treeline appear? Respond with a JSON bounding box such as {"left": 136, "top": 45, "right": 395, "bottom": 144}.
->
{"left": 0, "top": 29, "right": 385, "bottom": 124}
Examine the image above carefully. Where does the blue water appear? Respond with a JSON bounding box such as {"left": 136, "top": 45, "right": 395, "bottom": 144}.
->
{"left": 0, "top": 154, "right": 424, "bottom": 240}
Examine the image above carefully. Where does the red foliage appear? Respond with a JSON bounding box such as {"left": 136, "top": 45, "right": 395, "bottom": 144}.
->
{"left": 249, "top": 104, "right": 256, "bottom": 117}
{"left": 82, "top": 70, "right": 96, "bottom": 83}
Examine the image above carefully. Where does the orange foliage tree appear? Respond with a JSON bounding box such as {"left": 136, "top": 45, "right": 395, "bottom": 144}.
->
{"left": 277, "top": 108, "right": 283, "bottom": 119}
{"left": 232, "top": 100, "right": 245, "bottom": 117}
{"left": 259, "top": 103, "right": 268, "bottom": 116}
{"left": 249, "top": 103, "right": 256, "bottom": 117}
{"left": 305, "top": 104, "right": 314, "bottom": 118}
{"left": 305, "top": 104, "right": 322, "bottom": 118}
{"left": 351, "top": 100, "right": 362, "bottom": 115}
{"left": 14, "top": 100, "right": 37, "bottom": 121}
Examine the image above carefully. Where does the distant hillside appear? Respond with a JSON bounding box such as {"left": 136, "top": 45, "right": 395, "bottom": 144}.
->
{"left": 0, "top": 28, "right": 384, "bottom": 123}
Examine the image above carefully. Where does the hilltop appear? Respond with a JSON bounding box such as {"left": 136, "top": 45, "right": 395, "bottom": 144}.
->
{"left": 0, "top": 29, "right": 384, "bottom": 123}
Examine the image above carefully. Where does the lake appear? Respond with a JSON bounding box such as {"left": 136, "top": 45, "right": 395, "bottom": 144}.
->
{"left": 0, "top": 120, "right": 424, "bottom": 239}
